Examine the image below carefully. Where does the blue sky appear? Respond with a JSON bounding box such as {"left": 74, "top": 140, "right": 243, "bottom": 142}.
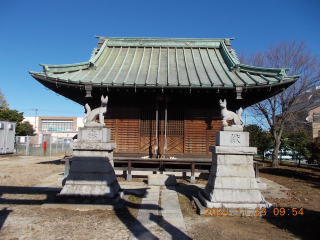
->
{"left": 0, "top": 0, "right": 319, "bottom": 122}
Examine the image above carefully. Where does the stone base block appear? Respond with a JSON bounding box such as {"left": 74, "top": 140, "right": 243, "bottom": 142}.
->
{"left": 257, "top": 182, "right": 267, "bottom": 190}
{"left": 212, "top": 154, "right": 253, "bottom": 165}
{"left": 207, "top": 176, "right": 258, "bottom": 189}
{"left": 54, "top": 189, "right": 123, "bottom": 204}
{"left": 190, "top": 176, "right": 196, "bottom": 183}
{"left": 209, "top": 146, "right": 257, "bottom": 155}
{"left": 126, "top": 174, "right": 132, "bottom": 181}
{"left": 67, "top": 160, "right": 115, "bottom": 173}
{"left": 66, "top": 172, "right": 118, "bottom": 185}
{"left": 198, "top": 191, "right": 272, "bottom": 210}
{"left": 60, "top": 180, "right": 120, "bottom": 197}
{"left": 71, "top": 142, "right": 116, "bottom": 151}
{"left": 209, "top": 164, "right": 256, "bottom": 178}
{"left": 148, "top": 174, "right": 177, "bottom": 186}
{"left": 203, "top": 185, "right": 264, "bottom": 203}
{"left": 58, "top": 177, "right": 67, "bottom": 187}
{"left": 221, "top": 126, "right": 244, "bottom": 132}
{"left": 59, "top": 155, "right": 120, "bottom": 199}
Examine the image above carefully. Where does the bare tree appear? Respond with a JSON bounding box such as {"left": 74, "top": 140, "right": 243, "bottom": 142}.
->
{"left": 241, "top": 41, "right": 320, "bottom": 167}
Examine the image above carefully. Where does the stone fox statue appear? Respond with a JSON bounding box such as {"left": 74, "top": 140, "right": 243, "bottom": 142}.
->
{"left": 83, "top": 95, "right": 108, "bottom": 126}
{"left": 219, "top": 99, "right": 245, "bottom": 127}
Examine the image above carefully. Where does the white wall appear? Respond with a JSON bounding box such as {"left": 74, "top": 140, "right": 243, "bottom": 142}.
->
{"left": 23, "top": 116, "right": 39, "bottom": 133}
{"left": 77, "top": 117, "right": 84, "bottom": 129}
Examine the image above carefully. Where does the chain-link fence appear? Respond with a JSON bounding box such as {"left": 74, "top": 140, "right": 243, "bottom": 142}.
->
{"left": 15, "top": 136, "right": 73, "bottom": 156}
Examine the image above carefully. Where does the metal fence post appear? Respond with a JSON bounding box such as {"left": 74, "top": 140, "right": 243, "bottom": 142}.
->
{"left": 26, "top": 136, "right": 29, "bottom": 156}
{"left": 49, "top": 136, "right": 52, "bottom": 156}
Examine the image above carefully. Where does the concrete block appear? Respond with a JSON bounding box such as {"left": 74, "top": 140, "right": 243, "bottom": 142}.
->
{"left": 70, "top": 161, "right": 115, "bottom": 173}
{"left": 213, "top": 154, "right": 248, "bottom": 165}
{"left": 145, "top": 186, "right": 160, "bottom": 192}
{"left": 210, "top": 146, "right": 257, "bottom": 155}
{"left": 58, "top": 177, "right": 67, "bottom": 187}
{"left": 247, "top": 156, "right": 254, "bottom": 165}
{"left": 209, "top": 164, "right": 256, "bottom": 177}
{"left": 71, "top": 142, "right": 116, "bottom": 151}
{"left": 250, "top": 178, "right": 259, "bottom": 189}
{"left": 207, "top": 176, "right": 252, "bottom": 189}
{"left": 204, "top": 189, "right": 264, "bottom": 203}
{"left": 143, "top": 193, "right": 160, "bottom": 201}
{"left": 257, "top": 182, "right": 267, "bottom": 190}
{"left": 72, "top": 156, "right": 113, "bottom": 162}
{"left": 72, "top": 150, "right": 114, "bottom": 157}
{"left": 216, "top": 131, "right": 249, "bottom": 147}
{"left": 126, "top": 174, "right": 132, "bottom": 181}
{"left": 190, "top": 176, "right": 196, "bottom": 183}
{"left": 60, "top": 180, "right": 120, "bottom": 198}
{"left": 197, "top": 191, "right": 272, "bottom": 213}
{"left": 148, "top": 174, "right": 177, "bottom": 186}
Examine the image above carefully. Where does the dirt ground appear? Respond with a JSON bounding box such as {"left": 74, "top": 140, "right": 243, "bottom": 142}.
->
{"left": 0, "top": 156, "right": 319, "bottom": 240}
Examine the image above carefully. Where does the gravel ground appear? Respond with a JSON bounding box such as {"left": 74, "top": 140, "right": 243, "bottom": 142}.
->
{"left": 0, "top": 156, "right": 319, "bottom": 239}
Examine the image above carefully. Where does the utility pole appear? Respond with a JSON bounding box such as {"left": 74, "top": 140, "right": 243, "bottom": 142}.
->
{"left": 31, "top": 109, "right": 38, "bottom": 132}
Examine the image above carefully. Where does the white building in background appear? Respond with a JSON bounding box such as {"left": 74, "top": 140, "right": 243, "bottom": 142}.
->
{"left": 23, "top": 116, "right": 84, "bottom": 138}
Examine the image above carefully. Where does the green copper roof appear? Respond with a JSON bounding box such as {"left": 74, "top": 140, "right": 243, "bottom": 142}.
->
{"left": 29, "top": 37, "right": 299, "bottom": 89}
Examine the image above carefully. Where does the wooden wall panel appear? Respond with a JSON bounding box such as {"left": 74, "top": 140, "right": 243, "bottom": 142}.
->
{"left": 104, "top": 107, "right": 222, "bottom": 154}
{"left": 117, "top": 108, "right": 140, "bottom": 153}
{"left": 207, "top": 119, "right": 223, "bottom": 154}
{"left": 185, "top": 120, "right": 207, "bottom": 153}
{"left": 104, "top": 107, "right": 117, "bottom": 142}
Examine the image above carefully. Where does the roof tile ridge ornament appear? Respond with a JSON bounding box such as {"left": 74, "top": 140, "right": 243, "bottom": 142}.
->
{"left": 219, "top": 41, "right": 238, "bottom": 71}
{"left": 238, "top": 64, "right": 291, "bottom": 78}
{"left": 229, "top": 49, "right": 240, "bottom": 65}
{"left": 39, "top": 62, "right": 92, "bottom": 73}
{"left": 89, "top": 39, "right": 109, "bottom": 67}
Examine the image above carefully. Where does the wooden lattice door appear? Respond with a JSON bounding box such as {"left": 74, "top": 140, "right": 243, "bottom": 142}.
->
{"left": 163, "top": 109, "right": 184, "bottom": 153}
{"left": 140, "top": 109, "right": 157, "bottom": 154}
{"left": 139, "top": 108, "right": 184, "bottom": 154}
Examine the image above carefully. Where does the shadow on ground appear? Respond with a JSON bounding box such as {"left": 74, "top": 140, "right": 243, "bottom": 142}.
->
{"left": 0, "top": 185, "right": 192, "bottom": 239}
{"left": 37, "top": 159, "right": 65, "bottom": 165}
{"left": 0, "top": 207, "right": 13, "bottom": 231}
{"left": 260, "top": 167, "right": 320, "bottom": 189}
{"left": 263, "top": 207, "right": 320, "bottom": 240}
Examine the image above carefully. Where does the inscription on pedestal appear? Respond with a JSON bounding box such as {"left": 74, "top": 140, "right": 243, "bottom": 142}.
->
{"left": 78, "top": 127, "right": 111, "bottom": 142}
{"left": 216, "top": 131, "right": 249, "bottom": 147}
{"left": 230, "top": 134, "right": 241, "bottom": 144}
{"left": 87, "top": 130, "right": 98, "bottom": 139}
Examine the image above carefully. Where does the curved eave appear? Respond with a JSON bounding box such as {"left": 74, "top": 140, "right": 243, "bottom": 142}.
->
{"left": 29, "top": 71, "right": 298, "bottom": 89}
{"left": 29, "top": 71, "right": 299, "bottom": 109}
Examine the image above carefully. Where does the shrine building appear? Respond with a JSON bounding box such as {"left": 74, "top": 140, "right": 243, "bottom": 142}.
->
{"left": 29, "top": 37, "right": 299, "bottom": 155}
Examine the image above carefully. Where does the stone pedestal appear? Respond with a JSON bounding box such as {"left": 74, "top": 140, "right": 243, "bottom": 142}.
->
{"left": 199, "top": 131, "right": 271, "bottom": 209}
{"left": 55, "top": 126, "right": 121, "bottom": 204}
